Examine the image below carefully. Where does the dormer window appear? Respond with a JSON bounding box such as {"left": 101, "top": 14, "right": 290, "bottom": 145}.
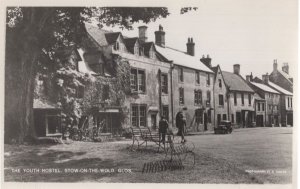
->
{"left": 134, "top": 44, "right": 139, "bottom": 55}
{"left": 139, "top": 47, "right": 144, "bottom": 56}
{"left": 114, "top": 42, "right": 119, "bottom": 51}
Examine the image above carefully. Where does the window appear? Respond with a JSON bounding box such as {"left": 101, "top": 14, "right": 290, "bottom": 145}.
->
{"left": 195, "top": 71, "right": 200, "bottom": 84}
{"left": 206, "top": 73, "right": 210, "bottom": 86}
{"left": 241, "top": 93, "right": 244, "bottom": 105}
{"left": 287, "top": 98, "right": 290, "bottom": 108}
{"left": 223, "top": 114, "right": 227, "bottom": 120}
{"left": 46, "top": 115, "right": 61, "bottom": 135}
{"left": 195, "top": 109, "right": 203, "bottom": 124}
{"left": 102, "top": 85, "right": 109, "bottom": 100}
{"left": 194, "top": 90, "right": 202, "bottom": 105}
{"left": 131, "top": 104, "right": 147, "bottom": 127}
{"left": 231, "top": 114, "right": 234, "bottom": 123}
{"left": 179, "top": 67, "right": 184, "bottom": 82}
{"left": 248, "top": 94, "right": 251, "bottom": 105}
{"left": 262, "top": 103, "right": 265, "bottom": 111}
{"left": 217, "top": 114, "right": 221, "bottom": 125}
{"left": 179, "top": 87, "right": 184, "bottom": 105}
{"left": 258, "top": 103, "right": 261, "bottom": 111}
{"left": 161, "top": 73, "right": 168, "bottom": 94}
{"left": 139, "top": 47, "right": 144, "bottom": 56}
{"left": 269, "top": 105, "right": 272, "bottom": 110}
{"left": 76, "top": 85, "right": 84, "bottom": 98}
{"left": 219, "top": 95, "right": 224, "bottom": 106}
{"left": 218, "top": 79, "right": 222, "bottom": 88}
{"left": 236, "top": 112, "right": 241, "bottom": 124}
{"left": 207, "top": 91, "right": 211, "bottom": 106}
{"left": 130, "top": 68, "right": 145, "bottom": 93}
{"left": 291, "top": 98, "right": 293, "bottom": 108}
{"left": 207, "top": 110, "right": 211, "bottom": 123}
{"left": 162, "top": 105, "right": 169, "bottom": 121}
{"left": 134, "top": 44, "right": 139, "bottom": 55}
{"left": 114, "top": 42, "right": 119, "bottom": 50}
{"left": 234, "top": 92, "right": 237, "bottom": 105}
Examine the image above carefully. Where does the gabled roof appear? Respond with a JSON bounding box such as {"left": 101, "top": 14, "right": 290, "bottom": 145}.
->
{"left": 268, "top": 81, "right": 293, "bottom": 96}
{"left": 104, "top": 32, "right": 121, "bottom": 44}
{"left": 124, "top": 37, "right": 138, "bottom": 49}
{"left": 85, "top": 23, "right": 110, "bottom": 46}
{"left": 277, "top": 70, "right": 293, "bottom": 84}
{"left": 155, "top": 45, "right": 214, "bottom": 73}
{"left": 222, "top": 71, "right": 254, "bottom": 93}
{"left": 211, "top": 66, "right": 218, "bottom": 74}
{"left": 250, "top": 82, "right": 280, "bottom": 94}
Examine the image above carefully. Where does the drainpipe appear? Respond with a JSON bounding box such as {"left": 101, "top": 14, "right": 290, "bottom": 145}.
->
{"left": 170, "top": 62, "right": 174, "bottom": 128}
{"left": 158, "top": 69, "right": 162, "bottom": 119}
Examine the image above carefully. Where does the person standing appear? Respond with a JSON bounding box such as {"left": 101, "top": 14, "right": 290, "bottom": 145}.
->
{"left": 159, "top": 115, "right": 168, "bottom": 144}
{"left": 176, "top": 112, "right": 186, "bottom": 143}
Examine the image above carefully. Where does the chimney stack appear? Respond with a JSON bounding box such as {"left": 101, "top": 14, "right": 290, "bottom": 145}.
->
{"left": 233, "top": 64, "right": 240, "bottom": 75}
{"left": 155, "top": 25, "right": 165, "bottom": 47}
{"left": 282, "top": 63, "right": 289, "bottom": 74}
{"left": 138, "top": 26, "right": 148, "bottom": 43}
{"left": 186, "top": 37, "right": 195, "bottom": 56}
{"left": 200, "top": 54, "right": 212, "bottom": 68}
{"left": 246, "top": 73, "right": 253, "bottom": 82}
{"left": 273, "top": 59, "right": 278, "bottom": 71}
{"left": 262, "top": 73, "right": 269, "bottom": 84}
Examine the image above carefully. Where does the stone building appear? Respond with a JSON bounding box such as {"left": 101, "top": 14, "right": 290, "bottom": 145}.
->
{"left": 207, "top": 64, "right": 229, "bottom": 126}
{"left": 266, "top": 80, "right": 293, "bottom": 127}
{"left": 269, "top": 59, "right": 293, "bottom": 93}
{"left": 222, "top": 65, "right": 255, "bottom": 127}
{"left": 247, "top": 75, "right": 281, "bottom": 127}
{"left": 83, "top": 24, "right": 215, "bottom": 132}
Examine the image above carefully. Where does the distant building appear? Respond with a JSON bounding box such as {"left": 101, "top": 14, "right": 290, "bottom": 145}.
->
{"left": 247, "top": 74, "right": 281, "bottom": 127}
{"left": 222, "top": 65, "right": 255, "bottom": 127}
{"left": 209, "top": 64, "right": 229, "bottom": 126}
{"left": 269, "top": 59, "right": 293, "bottom": 93}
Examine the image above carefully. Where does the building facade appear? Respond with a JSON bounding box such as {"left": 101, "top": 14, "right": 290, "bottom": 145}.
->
{"left": 269, "top": 59, "right": 293, "bottom": 93}
{"left": 222, "top": 65, "right": 255, "bottom": 128}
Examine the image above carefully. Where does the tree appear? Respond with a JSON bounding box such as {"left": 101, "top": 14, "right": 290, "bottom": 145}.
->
{"left": 5, "top": 7, "right": 196, "bottom": 143}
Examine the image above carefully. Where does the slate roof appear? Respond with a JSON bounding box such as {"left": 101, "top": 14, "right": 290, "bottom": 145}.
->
{"left": 85, "top": 23, "right": 109, "bottom": 46}
{"left": 124, "top": 37, "right": 138, "bottom": 49}
{"left": 278, "top": 70, "right": 293, "bottom": 84}
{"left": 268, "top": 81, "right": 293, "bottom": 96}
{"left": 211, "top": 66, "right": 218, "bottom": 73}
{"left": 155, "top": 45, "right": 214, "bottom": 73}
{"left": 222, "top": 71, "right": 254, "bottom": 92}
{"left": 250, "top": 82, "right": 280, "bottom": 94}
{"left": 105, "top": 32, "right": 121, "bottom": 44}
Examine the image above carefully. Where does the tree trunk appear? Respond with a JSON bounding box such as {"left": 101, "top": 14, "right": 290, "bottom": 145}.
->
{"left": 5, "top": 8, "right": 47, "bottom": 143}
{"left": 5, "top": 29, "right": 39, "bottom": 143}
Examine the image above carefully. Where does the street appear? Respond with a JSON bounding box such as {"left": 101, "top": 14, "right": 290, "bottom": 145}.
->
{"left": 4, "top": 127, "right": 292, "bottom": 183}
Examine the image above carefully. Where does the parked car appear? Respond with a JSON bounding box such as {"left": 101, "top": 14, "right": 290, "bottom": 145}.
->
{"left": 214, "top": 120, "right": 233, "bottom": 134}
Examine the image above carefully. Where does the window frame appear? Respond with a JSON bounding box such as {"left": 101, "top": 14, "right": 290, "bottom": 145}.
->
{"left": 130, "top": 67, "right": 146, "bottom": 93}
{"left": 219, "top": 94, "right": 224, "bottom": 106}
{"left": 161, "top": 73, "right": 168, "bottom": 94}
{"left": 194, "top": 90, "right": 202, "bottom": 106}
{"left": 179, "top": 87, "right": 185, "bottom": 105}
{"left": 179, "top": 67, "right": 184, "bottom": 83}
{"left": 131, "top": 104, "right": 147, "bottom": 127}
{"left": 195, "top": 71, "right": 200, "bottom": 85}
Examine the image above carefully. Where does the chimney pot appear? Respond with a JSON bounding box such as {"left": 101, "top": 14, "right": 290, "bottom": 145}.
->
{"left": 186, "top": 36, "right": 195, "bottom": 56}
{"left": 233, "top": 64, "right": 240, "bottom": 75}
{"left": 138, "top": 25, "right": 148, "bottom": 43}
{"left": 155, "top": 25, "right": 166, "bottom": 47}
{"left": 282, "top": 63, "right": 289, "bottom": 74}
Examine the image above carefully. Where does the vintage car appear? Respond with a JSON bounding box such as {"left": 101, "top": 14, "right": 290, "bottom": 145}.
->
{"left": 214, "top": 120, "right": 233, "bottom": 134}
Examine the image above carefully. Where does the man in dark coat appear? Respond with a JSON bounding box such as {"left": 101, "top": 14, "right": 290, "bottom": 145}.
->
{"left": 159, "top": 115, "right": 168, "bottom": 144}
{"left": 176, "top": 112, "right": 186, "bottom": 143}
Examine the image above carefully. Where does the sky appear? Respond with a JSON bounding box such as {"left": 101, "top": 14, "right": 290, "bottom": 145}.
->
{"left": 101, "top": 0, "right": 297, "bottom": 78}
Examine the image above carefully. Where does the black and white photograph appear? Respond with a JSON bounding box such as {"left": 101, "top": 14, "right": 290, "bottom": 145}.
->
{"left": 2, "top": 1, "right": 297, "bottom": 188}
